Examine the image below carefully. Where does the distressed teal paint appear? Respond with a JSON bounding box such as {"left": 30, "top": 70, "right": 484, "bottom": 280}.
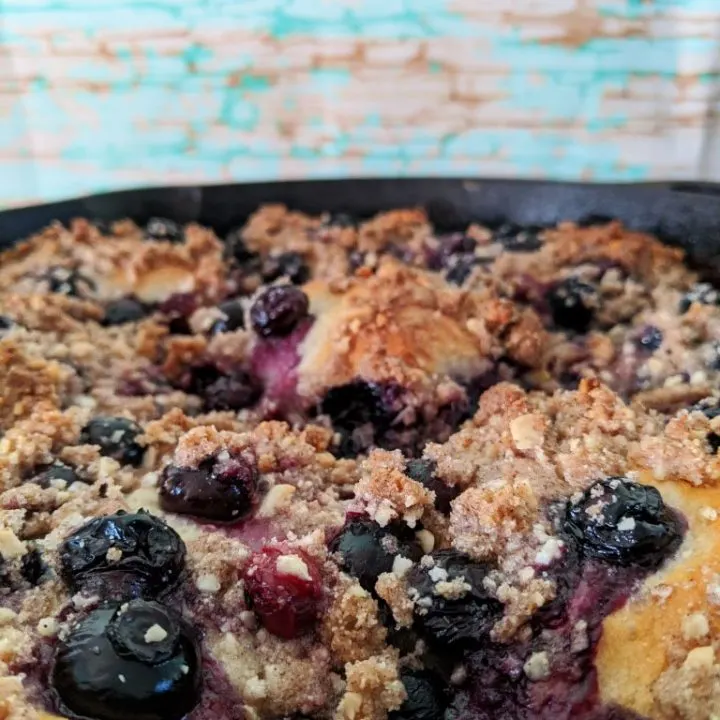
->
{"left": 1, "top": 0, "right": 719, "bottom": 208}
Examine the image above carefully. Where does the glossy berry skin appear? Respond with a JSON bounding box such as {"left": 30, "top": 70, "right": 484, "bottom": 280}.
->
{"left": 250, "top": 285, "right": 310, "bottom": 338}
{"left": 52, "top": 600, "right": 201, "bottom": 720}
{"left": 159, "top": 453, "right": 258, "bottom": 522}
{"left": 103, "top": 298, "right": 147, "bottom": 326}
{"left": 389, "top": 670, "right": 446, "bottom": 720}
{"left": 209, "top": 299, "right": 246, "bottom": 334}
{"left": 328, "top": 519, "right": 423, "bottom": 593}
{"left": 547, "top": 278, "right": 599, "bottom": 333}
{"left": 261, "top": 252, "right": 310, "bottom": 285}
{"left": 406, "top": 550, "right": 502, "bottom": 650}
{"left": 59, "top": 510, "right": 186, "bottom": 599}
{"left": 80, "top": 417, "right": 145, "bottom": 467}
{"left": 636, "top": 325, "right": 663, "bottom": 352}
{"left": 145, "top": 217, "right": 184, "bottom": 243}
{"left": 405, "top": 458, "right": 459, "bottom": 514}
{"left": 679, "top": 282, "right": 719, "bottom": 313}
{"left": 244, "top": 546, "right": 323, "bottom": 639}
{"left": 40, "top": 266, "right": 95, "bottom": 298}
{"left": 564, "top": 477, "right": 682, "bottom": 567}
{"left": 493, "top": 223, "right": 543, "bottom": 253}
{"left": 30, "top": 460, "right": 81, "bottom": 488}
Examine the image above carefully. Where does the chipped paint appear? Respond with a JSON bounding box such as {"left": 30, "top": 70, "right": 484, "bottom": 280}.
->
{"left": 0, "top": 0, "right": 719, "bottom": 208}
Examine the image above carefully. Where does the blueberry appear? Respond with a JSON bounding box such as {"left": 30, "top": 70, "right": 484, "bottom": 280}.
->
{"left": 323, "top": 212, "right": 357, "bottom": 229}
{"left": 21, "top": 548, "right": 47, "bottom": 586}
{"left": 59, "top": 510, "right": 186, "bottom": 599}
{"left": 636, "top": 325, "right": 663, "bottom": 352}
{"left": 145, "top": 217, "right": 184, "bottom": 243}
{"left": 103, "top": 298, "right": 147, "bottom": 326}
{"left": 389, "top": 670, "right": 446, "bottom": 720}
{"left": 689, "top": 398, "right": 720, "bottom": 420}
{"left": 445, "top": 256, "right": 478, "bottom": 286}
{"left": 328, "top": 519, "right": 423, "bottom": 593}
{"left": 52, "top": 600, "right": 201, "bottom": 720}
{"left": 250, "top": 285, "right": 309, "bottom": 338}
{"left": 30, "top": 461, "right": 81, "bottom": 488}
{"left": 159, "top": 453, "right": 258, "bottom": 522}
{"left": 158, "top": 293, "right": 197, "bottom": 335}
{"left": 564, "top": 477, "right": 682, "bottom": 567}
{"left": 224, "top": 228, "right": 259, "bottom": 265}
{"left": 321, "top": 381, "right": 397, "bottom": 433}
{"left": 679, "top": 282, "right": 720, "bottom": 313}
{"left": 494, "top": 223, "right": 543, "bottom": 253}
{"left": 0, "top": 316, "right": 15, "bottom": 333}
{"left": 209, "top": 299, "right": 245, "bottom": 334}
{"left": 40, "top": 266, "right": 96, "bottom": 298}
{"left": 548, "top": 278, "right": 599, "bottom": 333}
{"left": 406, "top": 550, "right": 502, "bottom": 649}
{"left": 708, "top": 433, "right": 720, "bottom": 455}
{"left": 405, "top": 459, "right": 459, "bottom": 514}
{"left": 261, "top": 252, "right": 310, "bottom": 285}
{"left": 80, "top": 417, "right": 145, "bottom": 467}
{"left": 186, "top": 365, "right": 261, "bottom": 411}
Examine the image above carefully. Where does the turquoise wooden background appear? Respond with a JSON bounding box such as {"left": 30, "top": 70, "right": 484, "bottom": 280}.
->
{"left": 1, "top": 0, "right": 719, "bottom": 208}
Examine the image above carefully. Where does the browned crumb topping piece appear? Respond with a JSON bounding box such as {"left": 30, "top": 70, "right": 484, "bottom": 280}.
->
{"left": 335, "top": 652, "right": 405, "bottom": 720}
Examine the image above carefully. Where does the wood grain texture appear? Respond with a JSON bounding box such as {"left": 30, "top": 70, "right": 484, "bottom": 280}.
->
{"left": 1, "top": 0, "right": 719, "bottom": 208}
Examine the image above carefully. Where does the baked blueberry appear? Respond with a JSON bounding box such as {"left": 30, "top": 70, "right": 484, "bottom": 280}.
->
{"left": 445, "top": 256, "right": 478, "bottom": 286}
{"left": 80, "top": 417, "right": 145, "bottom": 467}
{"left": 406, "top": 549, "right": 502, "bottom": 649}
{"left": 389, "top": 670, "right": 446, "bottom": 720}
{"left": 323, "top": 212, "right": 357, "bottom": 229}
{"left": 30, "top": 460, "right": 81, "bottom": 488}
{"left": 145, "top": 217, "right": 184, "bottom": 243}
{"left": 40, "top": 266, "right": 95, "bottom": 298}
{"left": 209, "top": 299, "right": 246, "bottom": 334}
{"left": 328, "top": 518, "right": 423, "bottom": 592}
{"left": 405, "top": 458, "right": 459, "bottom": 514}
{"left": 103, "top": 298, "right": 147, "bottom": 326}
{"left": 250, "top": 285, "right": 309, "bottom": 338}
{"left": 52, "top": 600, "right": 201, "bottom": 720}
{"left": 261, "top": 252, "right": 310, "bottom": 285}
{"left": 679, "top": 282, "right": 720, "bottom": 313}
{"left": 636, "top": 325, "right": 663, "bottom": 352}
{"left": 159, "top": 452, "right": 258, "bottom": 522}
{"left": 690, "top": 398, "right": 720, "bottom": 420}
{"left": 564, "top": 477, "right": 682, "bottom": 567}
{"left": 224, "top": 228, "right": 260, "bottom": 265}
{"left": 494, "top": 223, "right": 543, "bottom": 253}
{"left": 59, "top": 510, "right": 186, "bottom": 599}
{"left": 548, "top": 278, "right": 599, "bottom": 333}
{"left": 158, "top": 292, "right": 198, "bottom": 335}
{"left": 244, "top": 546, "right": 323, "bottom": 639}
{"left": 21, "top": 548, "right": 47, "bottom": 586}
{"left": 0, "top": 315, "right": 14, "bottom": 333}
{"left": 203, "top": 373, "right": 262, "bottom": 412}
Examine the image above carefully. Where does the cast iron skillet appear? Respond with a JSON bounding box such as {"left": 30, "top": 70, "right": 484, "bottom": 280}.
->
{"left": 2, "top": 179, "right": 720, "bottom": 272}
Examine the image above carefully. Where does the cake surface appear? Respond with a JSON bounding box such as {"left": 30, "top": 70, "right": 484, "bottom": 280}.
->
{"left": 1, "top": 208, "right": 719, "bottom": 720}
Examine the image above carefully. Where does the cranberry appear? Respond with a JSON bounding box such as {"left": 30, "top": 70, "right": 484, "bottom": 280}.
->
{"left": 80, "top": 417, "right": 145, "bottom": 467}
{"left": 209, "top": 299, "right": 246, "bottom": 334}
{"left": 39, "top": 266, "right": 95, "bottom": 298}
{"left": 244, "top": 546, "right": 323, "bottom": 638}
{"left": 145, "top": 217, "right": 184, "bottom": 243}
{"left": 159, "top": 452, "right": 258, "bottom": 522}
{"left": 548, "top": 278, "right": 598, "bottom": 333}
{"left": 103, "top": 298, "right": 147, "bottom": 326}
{"left": 52, "top": 600, "right": 201, "bottom": 720}
{"left": 564, "top": 477, "right": 682, "bottom": 567}
{"left": 405, "top": 459, "right": 459, "bottom": 514}
{"left": 328, "top": 519, "right": 423, "bottom": 593}
{"left": 30, "top": 460, "right": 82, "bottom": 488}
{"left": 261, "top": 252, "right": 310, "bottom": 285}
{"left": 59, "top": 510, "right": 186, "bottom": 600}
{"left": 406, "top": 550, "right": 502, "bottom": 650}
{"left": 250, "top": 285, "right": 309, "bottom": 338}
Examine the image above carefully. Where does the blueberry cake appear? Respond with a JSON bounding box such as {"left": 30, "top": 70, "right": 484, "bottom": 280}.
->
{"left": 1, "top": 209, "right": 720, "bottom": 720}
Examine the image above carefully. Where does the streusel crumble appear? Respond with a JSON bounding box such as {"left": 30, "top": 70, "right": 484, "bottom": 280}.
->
{"left": 1, "top": 208, "right": 719, "bottom": 720}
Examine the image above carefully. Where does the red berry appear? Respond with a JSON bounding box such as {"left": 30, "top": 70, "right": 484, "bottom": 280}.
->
{"left": 244, "top": 546, "right": 323, "bottom": 639}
